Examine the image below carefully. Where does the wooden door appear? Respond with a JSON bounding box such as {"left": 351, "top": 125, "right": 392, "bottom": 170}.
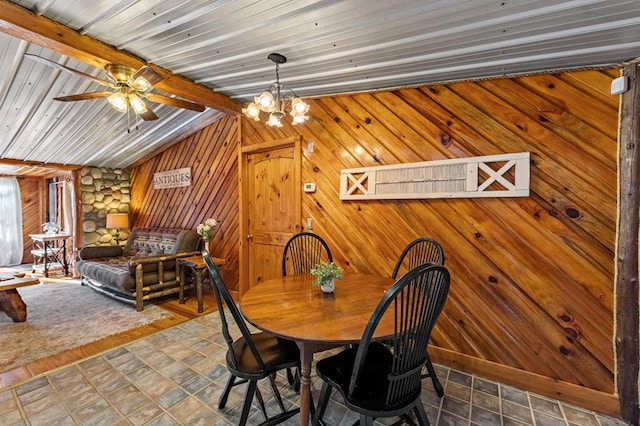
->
{"left": 239, "top": 137, "right": 301, "bottom": 295}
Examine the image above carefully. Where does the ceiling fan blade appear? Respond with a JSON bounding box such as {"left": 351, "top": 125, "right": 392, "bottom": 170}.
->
{"left": 53, "top": 91, "right": 113, "bottom": 102}
{"left": 24, "top": 54, "right": 114, "bottom": 88}
{"left": 139, "top": 107, "right": 159, "bottom": 121}
{"left": 129, "top": 66, "right": 164, "bottom": 90}
{"left": 146, "top": 93, "right": 206, "bottom": 112}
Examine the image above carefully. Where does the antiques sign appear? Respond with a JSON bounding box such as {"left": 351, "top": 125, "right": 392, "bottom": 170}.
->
{"left": 153, "top": 167, "right": 191, "bottom": 189}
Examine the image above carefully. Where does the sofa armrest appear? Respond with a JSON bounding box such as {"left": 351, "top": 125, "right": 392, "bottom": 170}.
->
{"left": 79, "top": 246, "right": 124, "bottom": 260}
{"left": 128, "top": 251, "right": 195, "bottom": 267}
{"left": 130, "top": 251, "right": 195, "bottom": 311}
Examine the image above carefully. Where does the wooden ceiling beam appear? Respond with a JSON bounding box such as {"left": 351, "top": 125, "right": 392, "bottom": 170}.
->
{"left": 0, "top": 158, "right": 79, "bottom": 179}
{"left": 0, "top": 0, "right": 240, "bottom": 116}
{"left": 0, "top": 158, "right": 78, "bottom": 170}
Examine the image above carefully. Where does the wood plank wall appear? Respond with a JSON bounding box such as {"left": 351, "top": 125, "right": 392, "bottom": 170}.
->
{"left": 129, "top": 68, "right": 619, "bottom": 414}
{"left": 240, "top": 69, "right": 620, "bottom": 413}
{"left": 18, "top": 177, "right": 46, "bottom": 263}
{"left": 129, "top": 116, "right": 241, "bottom": 289}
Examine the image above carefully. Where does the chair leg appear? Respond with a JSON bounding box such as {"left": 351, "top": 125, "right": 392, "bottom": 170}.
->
{"left": 219, "top": 374, "right": 236, "bottom": 409}
{"left": 255, "top": 386, "right": 268, "bottom": 419}
{"left": 312, "top": 381, "right": 332, "bottom": 425}
{"left": 360, "top": 414, "right": 374, "bottom": 426}
{"left": 423, "top": 356, "right": 444, "bottom": 397}
{"left": 268, "top": 373, "right": 287, "bottom": 412}
{"left": 413, "top": 402, "right": 431, "bottom": 426}
{"left": 240, "top": 380, "right": 258, "bottom": 426}
{"left": 286, "top": 367, "right": 294, "bottom": 385}
{"left": 294, "top": 367, "right": 301, "bottom": 392}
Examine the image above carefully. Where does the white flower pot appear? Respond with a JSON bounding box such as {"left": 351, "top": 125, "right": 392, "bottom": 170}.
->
{"left": 320, "top": 278, "right": 335, "bottom": 293}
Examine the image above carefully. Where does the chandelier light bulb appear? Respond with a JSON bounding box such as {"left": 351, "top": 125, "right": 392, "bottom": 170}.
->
{"left": 267, "top": 112, "right": 283, "bottom": 127}
{"left": 257, "top": 91, "right": 275, "bottom": 111}
{"left": 243, "top": 103, "right": 261, "bottom": 120}
{"left": 292, "top": 114, "right": 308, "bottom": 124}
{"left": 291, "top": 98, "right": 309, "bottom": 114}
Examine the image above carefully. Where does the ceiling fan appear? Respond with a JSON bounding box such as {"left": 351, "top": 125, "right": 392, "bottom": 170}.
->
{"left": 25, "top": 54, "right": 206, "bottom": 121}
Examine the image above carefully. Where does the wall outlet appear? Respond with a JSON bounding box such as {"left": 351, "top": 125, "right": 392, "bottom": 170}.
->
{"left": 611, "top": 76, "right": 628, "bottom": 95}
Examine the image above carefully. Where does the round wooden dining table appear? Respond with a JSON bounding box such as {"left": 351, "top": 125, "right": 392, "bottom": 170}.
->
{"left": 240, "top": 272, "right": 395, "bottom": 426}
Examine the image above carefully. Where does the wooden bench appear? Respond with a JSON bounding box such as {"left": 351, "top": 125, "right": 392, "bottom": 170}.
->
{"left": 0, "top": 277, "right": 41, "bottom": 322}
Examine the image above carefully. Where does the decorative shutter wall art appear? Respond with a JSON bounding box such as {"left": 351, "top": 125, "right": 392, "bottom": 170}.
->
{"left": 340, "top": 152, "right": 530, "bottom": 200}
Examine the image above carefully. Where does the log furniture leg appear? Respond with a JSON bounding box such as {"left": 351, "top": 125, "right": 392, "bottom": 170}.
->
{"left": 0, "top": 289, "right": 28, "bottom": 322}
{"left": 0, "top": 277, "right": 41, "bottom": 322}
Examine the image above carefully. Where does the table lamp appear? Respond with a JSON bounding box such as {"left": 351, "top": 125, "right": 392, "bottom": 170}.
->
{"left": 106, "top": 213, "right": 129, "bottom": 245}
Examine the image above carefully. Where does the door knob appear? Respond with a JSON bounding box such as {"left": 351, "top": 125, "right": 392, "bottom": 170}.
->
{"left": 247, "top": 234, "right": 254, "bottom": 240}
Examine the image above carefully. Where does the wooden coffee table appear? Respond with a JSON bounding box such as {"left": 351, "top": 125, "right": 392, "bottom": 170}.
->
{"left": 0, "top": 276, "right": 41, "bottom": 322}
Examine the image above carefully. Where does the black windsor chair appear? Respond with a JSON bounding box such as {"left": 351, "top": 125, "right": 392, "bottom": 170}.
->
{"left": 281, "top": 232, "right": 334, "bottom": 391}
{"left": 281, "top": 232, "right": 333, "bottom": 276}
{"left": 202, "top": 252, "right": 301, "bottom": 425}
{"left": 392, "top": 237, "right": 446, "bottom": 396}
{"left": 312, "top": 263, "right": 450, "bottom": 426}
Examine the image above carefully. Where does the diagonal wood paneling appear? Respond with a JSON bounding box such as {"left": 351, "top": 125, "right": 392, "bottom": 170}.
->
{"left": 130, "top": 67, "right": 618, "bottom": 414}
{"left": 241, "top": 68, "right": 618, "bottom": 413}
{"left": 129, "top": 116, "right": 240, "bottom": 291}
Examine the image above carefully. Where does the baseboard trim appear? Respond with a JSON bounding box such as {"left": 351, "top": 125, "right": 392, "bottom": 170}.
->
{"left": 429, "top": 347, "right": 620, "bottom": 418}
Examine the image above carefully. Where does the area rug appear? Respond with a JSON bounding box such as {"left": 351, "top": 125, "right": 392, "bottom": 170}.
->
{"left": 0, "top": 280, "right": 171, "bottom": 373}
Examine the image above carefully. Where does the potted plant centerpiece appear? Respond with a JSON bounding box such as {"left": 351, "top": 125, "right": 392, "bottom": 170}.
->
{"left": 311, "top": 262, "right": 344, "bottom": 294}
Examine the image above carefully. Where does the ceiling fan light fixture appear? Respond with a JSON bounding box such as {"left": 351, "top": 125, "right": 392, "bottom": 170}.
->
{"left": 107, "top": 91, "right": 128, "bottom": 112}
{"left": 130, "top": 76, "right": 152, "bottom": 92}
{"left": 129, "top": 93, "right": 148, "bottom": 114}
{"left": 25, "top": 54, "right": 204, "bottom": 123}
{"left": 244, "top": 53, "right": 310, "bottom": 127}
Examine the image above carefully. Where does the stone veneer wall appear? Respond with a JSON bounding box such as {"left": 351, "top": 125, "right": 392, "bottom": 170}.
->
{"left": 80, "top": 167, "right": 131, "bottom": 246}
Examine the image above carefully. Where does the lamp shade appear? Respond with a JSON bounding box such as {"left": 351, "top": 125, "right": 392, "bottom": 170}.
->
{"left": 106, "top": 213, "right": 129, "bottom": 229}
{"left": 107, "top": 91, "right": 128, "bottom": 112}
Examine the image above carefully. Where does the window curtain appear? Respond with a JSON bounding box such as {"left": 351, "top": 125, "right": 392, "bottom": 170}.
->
{"left": 62, "top": 180, "right": 74, "bottom": 236}
{"left": 62, "top": 180, "right": 75, "bottom": 269}
{"left": 0, "top": 177, "right": 23, "bottom": 266}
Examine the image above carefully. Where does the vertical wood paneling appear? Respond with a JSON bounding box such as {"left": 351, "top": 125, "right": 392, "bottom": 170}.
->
{"left": 241, "top": 69, "right": 618, "bottom": 412}
{"left": 130, "top": 116, "right": 240, "bottom": 291}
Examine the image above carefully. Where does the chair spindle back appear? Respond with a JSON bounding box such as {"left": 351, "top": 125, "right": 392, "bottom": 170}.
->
{"left": 349, "top": 263, "right": 450, "bottom": 406}
{"left": 282, "top": 232, "right": 333, "bottom": 276}
{"left": 391, "top": 237, "right": 445, "bottom": 279}
{"left": 203, "top": 251, "right": 266, "bottom": 371}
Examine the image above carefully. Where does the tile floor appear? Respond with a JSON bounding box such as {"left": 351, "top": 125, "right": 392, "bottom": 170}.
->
{"left": 0, "top": 311, "right": 630, "bottom": 426}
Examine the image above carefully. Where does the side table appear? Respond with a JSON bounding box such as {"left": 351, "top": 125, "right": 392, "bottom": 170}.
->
{"left": 177, "top": 254, "right": 226, "bottom": 313}
{"left": 29, "top": 233, "right": 70, "bottom": 277}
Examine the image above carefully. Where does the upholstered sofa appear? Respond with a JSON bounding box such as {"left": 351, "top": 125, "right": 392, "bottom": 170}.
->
{"left": 77, "top": 227, "right": 200, "bottom": 311}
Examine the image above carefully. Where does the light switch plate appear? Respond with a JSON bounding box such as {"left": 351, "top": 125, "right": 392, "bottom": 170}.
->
{"left": 303, "top": 182, "right": 316, "bottom": 193}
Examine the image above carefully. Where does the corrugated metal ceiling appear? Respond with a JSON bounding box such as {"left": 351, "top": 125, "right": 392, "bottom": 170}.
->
{"left": 0, "top": 0, "right": 638, "bottom": 170}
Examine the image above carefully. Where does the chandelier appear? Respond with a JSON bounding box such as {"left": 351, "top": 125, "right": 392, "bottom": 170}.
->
{"left": 243, "top": 53, "right": 310, "bottom": 127}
